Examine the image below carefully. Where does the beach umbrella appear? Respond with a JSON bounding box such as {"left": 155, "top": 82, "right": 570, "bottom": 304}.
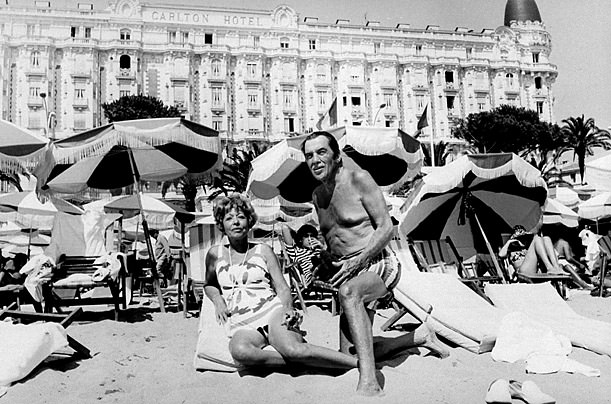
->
{"left": 400, "top": 153, "right": 548, "bottom": 276}
{"left": 247, "top": 126, "right": 423, "bottom": 203}
{"left": 251, "top": 196, "right": 318, "bottom": 233}
{"left": 45, "top": 119, "right": 222, "bottom": 313}
{"left": 0, "top": 119, "right": 49, "bottom": 175}
{"left": 0, "top": 191, "right": 83, "bottom": 230}
{"left": 584, "top": 153, "right": 611, "bottom": 191}
{"left": 550, "top": 186, "right": 581, "bottom": 208}
{"left": 577, "top": 192, "right": 611, "bottom": 221}
{"left": 543, "top": 198, "right": 579, "bottom": 228}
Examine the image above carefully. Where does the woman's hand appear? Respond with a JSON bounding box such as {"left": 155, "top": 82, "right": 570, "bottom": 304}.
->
{"left": 212, "top": 298, "right": 229, "bottom": 325}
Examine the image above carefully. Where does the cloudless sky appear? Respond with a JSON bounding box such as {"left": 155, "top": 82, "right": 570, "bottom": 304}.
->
{"left": 154, "top": 0, "right": 611, "bottom": 129}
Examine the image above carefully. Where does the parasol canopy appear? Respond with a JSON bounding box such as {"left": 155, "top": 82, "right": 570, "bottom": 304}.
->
{"left": 0, "top": 119, "right": 49, "bottom": 175}
{"left": 543, "top": 198, "right": 579, "bottom": 228}
{"left": 103, "top": 194, "right": 200, "bottom": 228}
{"left": 247, "top": 126, "right": 423, "bottom": 203}
{"left": 584, "top": 152, "right": 611, "bottom": 191}
{"left": 400, "top": 153, "right": 548, "bottom": 259}
{"left": 251, "top": 196, "right": 318, "bottom": 231}
{"left": 577, "top": 192, "right": 611, "bottom": 220}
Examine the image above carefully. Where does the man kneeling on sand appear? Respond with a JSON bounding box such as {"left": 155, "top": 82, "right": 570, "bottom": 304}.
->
{"left": 301, "top": 131, "right": 449, "bottom": 396}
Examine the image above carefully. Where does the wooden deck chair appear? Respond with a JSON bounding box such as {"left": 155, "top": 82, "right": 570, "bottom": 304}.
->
{"left": 279, "top": 240, "right": 339, "bottom": 315}
{"left": 595, "top": 235, "right": 611, "bottom": 297}
{"left": 408, "top": 236, "right": 501, "bottom": 303}
{"left": 497, "top": 233, "right": 573, "bottom": 299}
{"left": 185, "top": 221, "right": 224, "bottom": 317}
{"left": 0, "top": 302, "right": 91, "bottom": 359}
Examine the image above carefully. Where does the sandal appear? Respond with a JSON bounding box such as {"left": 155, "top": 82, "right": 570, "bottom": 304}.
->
{"left": 509, "top": 380, "right": 555, "bottom": 404}
{"left": 485, "top": 379, "right": 511, "bottom": 404}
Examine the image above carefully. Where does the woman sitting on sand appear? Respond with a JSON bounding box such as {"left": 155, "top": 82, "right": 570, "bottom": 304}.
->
{"left": 203, "top": 193, "right": 358, "bottom": 369}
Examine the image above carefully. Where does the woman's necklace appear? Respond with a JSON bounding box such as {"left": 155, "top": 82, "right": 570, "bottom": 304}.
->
{"left": 228, "top": 243, "right": 250, "bottom": 266}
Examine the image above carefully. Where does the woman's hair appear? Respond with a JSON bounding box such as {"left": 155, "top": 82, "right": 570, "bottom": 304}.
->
{"left": 212, "top": 193, "right": 258, "bottom": 233}
{"left": 510, "top": 224, "right": 528, "bottom": 238}
{"left": 301, "top": 131, "right": 341, "bottom": 159}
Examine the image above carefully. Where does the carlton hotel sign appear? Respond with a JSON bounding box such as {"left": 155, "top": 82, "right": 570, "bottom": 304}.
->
{"left": 144, "top": 8, "right": 271, "bottom": 27}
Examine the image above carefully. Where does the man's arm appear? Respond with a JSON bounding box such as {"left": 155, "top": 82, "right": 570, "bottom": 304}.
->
{"left": 330, "top": 170, "right": 393, "bottom": 286}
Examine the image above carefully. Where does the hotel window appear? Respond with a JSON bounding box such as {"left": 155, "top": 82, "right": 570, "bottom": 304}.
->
{"left": 374, "top": 42, "right": 381, "bottom": 54}
{"left": 466, "top": 47, "right": 473, "bottom": 59}
{"left": 84, "top": 27, "right": 91, "bottom": 38}
{"left": 506, "top": 73, "right": 514, "bottom": 87}
{"left": 119, "top": 89, "right": 130, "bottom": 98}
{"left": 28, "top": 113, "right": 42, "bottom": 129}
{"left": 446, "top": 95, "right": 455, "bottom": 112}
{"left": 75, "top": 88, "right": 85, "bottom": 100}
{"left": 74, "top": 112, "right": 87, "bottom": 130}
{"left": 534, "top": 76, "right": 542, "bottom": 89}
{"left": 246, "top": 62, "right": 257, "bottom": 78}
{"left": 415, "top": 44, "right": 422, "bottom": 56}
{"left": 309, "top": 39, "right": 316, "bottom": 50}
{"left": 120, "top": 28, "right": 130, "bottom": 41}
{"left": 70, "top": 26, "right": 79, "bottom": 37}
{"left": 27, "top": 24, "right": 37, "bottom": 36}
{"left": 168, "top": 30, "right": 177, "bottom": 43}
{"left": 284, "top": 117, "right": 295, "bottom": 133}
{"left": 211, "top": 87, "right": 223, "bottom": 107}
{"left": 445, "top": 71, "right": 454, "bottom": 83}
{"left": 477, "top": 96, "right": 486, "bottom": 111}
{"left": 317, "top": 90, "right": 328, "bottom": 109}
{"left": 29, "top": 86, "right": 40, "bottom": 98}
{"left": 280, "top": 37, "right": 289, "bottom": 49}
{"left": 416, "top": 95, "right": 425, "bottom": 110}
{"left": 211, "top": 59, "right": 221, "bottom": 77}
{"left": 351, "top": 96, "right": 361, "bottom": 107}
{"left": 30, "top": 51, "right": 40, "bottom": 67}
{"left": 536, "top": 101, "right": 544, "bottom": 114}
{"left": 247, "top": 90, "right": 259, "bottom": 108}
{"left": 253, "top": 35, "right": 260, "bottom": 48}
{"left": 383, "top": 93, "right": 393, "bottom": 108}
{"left": 316, "top": 64, "right": 327, "bottom": 81}
{"left": 119, "top": 55, "right": 131, "bottom": 69}
{"left": 181, "top": 32, "right": 189, "bottom": 44}
{"left": 204, "top": 33, "right": 213, "bottom": 44}
{"left": 173, "top": 86, "right": 185, "bottom": 107}
{"left": 212, "top": 117, "right": 223, "bottom": 131}
{"left": 282, "top": 89, "right": 294, "bottom": 108}
{"left": 350, "top": 66, "right": 361, "bottom": 82}
{"left": 532, "top": 52, "right": 539, "bottom": 63}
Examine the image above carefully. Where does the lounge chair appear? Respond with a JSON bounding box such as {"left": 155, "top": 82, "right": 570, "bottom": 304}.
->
{"left": 595, "top": 234, "right": 611, "bottom": 297}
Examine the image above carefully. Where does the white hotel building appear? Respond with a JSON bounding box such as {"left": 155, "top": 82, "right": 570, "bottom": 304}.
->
{"left": 0, "top": 0, "right": 557, "bottom": 143}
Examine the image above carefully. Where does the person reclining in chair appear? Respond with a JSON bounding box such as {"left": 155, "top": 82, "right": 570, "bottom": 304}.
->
{"left": 279, "top": 223, "right": 324, "bottom": 289}
{"left": 500, "top": 225, "right": 592, "bottom": 289}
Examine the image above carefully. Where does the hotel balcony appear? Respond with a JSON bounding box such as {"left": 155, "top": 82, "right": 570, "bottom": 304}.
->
{"left": 211, "top": 103, "right": 225, "bottom": 112}
{"left": 27, "top": 97, "right": 43, "bottom": 108}
{"left": 444, "top": 82, "right": 459, "bottom": 92}
{"left": 243, "top": 75, "right": 262, "bottom": 84}
{"left": 207, "top": 75, "right": 226, "bottom": 84}
{"left": 247, "top": 104, "right": 261, "bottom": 114}
{"left": 72, "top": 99, "right": 89, "bottom": 109}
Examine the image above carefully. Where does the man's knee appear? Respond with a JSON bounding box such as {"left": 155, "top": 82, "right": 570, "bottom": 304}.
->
{"left": 338, "top": 282, "right": 363, "bottom": 304}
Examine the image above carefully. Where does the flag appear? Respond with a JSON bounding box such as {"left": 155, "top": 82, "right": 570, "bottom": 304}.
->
{"left": 417, "top": 104, "right": 429, "bottom": 130}
{"left": 316, "top": 98, "right": 338, "bottom": 130}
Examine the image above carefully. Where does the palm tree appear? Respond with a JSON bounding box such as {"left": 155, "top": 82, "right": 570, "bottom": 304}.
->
{"left": 559, "top": 115, "right": 611, "bottom": 183}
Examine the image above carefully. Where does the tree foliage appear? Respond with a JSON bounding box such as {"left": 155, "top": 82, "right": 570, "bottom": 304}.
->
{"left": 102, "top": 95, "right": 181, "bottom": 123}
{"left": 207, "top": 149, "right": 254, "bottom": 201}
{"left": 557, "top": 115, "right": 611, "bottom": 182}
{"left": 452, "top": 105, "right": 556, "bottom": 155}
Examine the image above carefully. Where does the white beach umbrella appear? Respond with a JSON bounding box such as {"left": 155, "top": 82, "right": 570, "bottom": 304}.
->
{"left": 585, "top": 153, "right": 611, "bottom": 191}
{"left": 577, "top": 192, "right": 611, "bottom": 220}
{"left": 543, "top": 198, "right": 579, "bottom": 227}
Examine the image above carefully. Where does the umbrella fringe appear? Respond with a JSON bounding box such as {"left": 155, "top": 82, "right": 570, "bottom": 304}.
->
{"left": 54, "top": 125, "right": 220, "bottom": 164}
{"left": 0, "top": 148, "right": 48, "bottom": 174}
{"left": 249, "top": 141, "right": 305, "bottom": 182}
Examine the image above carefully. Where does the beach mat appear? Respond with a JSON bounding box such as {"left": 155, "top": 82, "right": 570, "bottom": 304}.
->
{"left": 391, "top": 271, "right": 503, "bottom": 353}
{"left": 485, "top": 283, "right": 611, "bottom": 357}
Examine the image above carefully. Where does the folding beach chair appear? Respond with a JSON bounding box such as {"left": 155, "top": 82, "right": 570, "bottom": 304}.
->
{"left": 595, "top": 234, "right": 611, "bottom": 297}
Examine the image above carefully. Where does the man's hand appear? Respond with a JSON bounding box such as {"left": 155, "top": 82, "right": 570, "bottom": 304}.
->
{"left": 328, "top": 257, "right": 363, "bottom": 287}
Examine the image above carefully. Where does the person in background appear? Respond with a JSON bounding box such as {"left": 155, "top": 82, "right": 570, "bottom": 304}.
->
{"left": 279, "top": 223, "right": 323, "bottom": 289}
{"left": 149, "top": 229, "right": 171, "bottom": 282}
{"left": 499, "top": 225, "right": 562, "bottom": 275}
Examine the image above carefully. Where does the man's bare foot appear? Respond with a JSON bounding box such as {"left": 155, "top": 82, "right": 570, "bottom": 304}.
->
{"left": 356, "top": 380, "right": 385, "bottom": 397}
{"left": 415, "top": 320, "right": 450, "bottom": 359}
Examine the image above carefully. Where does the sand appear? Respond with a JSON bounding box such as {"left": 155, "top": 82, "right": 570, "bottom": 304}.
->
{"left": 3, "top": 291, "right": 611, "bottom": 404}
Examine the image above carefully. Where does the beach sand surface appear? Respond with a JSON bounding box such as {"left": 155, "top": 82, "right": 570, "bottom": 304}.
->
{"left": 3, "top": 290, "right": 611, "bottom": 404}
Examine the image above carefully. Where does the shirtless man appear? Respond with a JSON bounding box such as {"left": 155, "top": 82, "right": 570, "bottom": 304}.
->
{"left": 302, "top": 131, "right": 448, "bottom": 396}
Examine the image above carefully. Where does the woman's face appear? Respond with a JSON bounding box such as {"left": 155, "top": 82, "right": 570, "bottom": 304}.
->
{"left": 222, "top": 207, "right": 249, "bottom": 240}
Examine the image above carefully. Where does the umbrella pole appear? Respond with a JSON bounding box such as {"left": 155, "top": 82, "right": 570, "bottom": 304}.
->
{"left": 472, "top": 212, "right": 508, "bottom": 284}
{"left": 128, "top": 149, "right": 165, "bottom": 313}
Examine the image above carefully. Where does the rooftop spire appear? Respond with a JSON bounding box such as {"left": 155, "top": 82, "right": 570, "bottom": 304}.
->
{"left": 504, "top": 0, "right": 542, "bottom": 26}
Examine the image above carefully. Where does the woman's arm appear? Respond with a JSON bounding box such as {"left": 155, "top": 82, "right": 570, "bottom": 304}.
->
{"left": 499, "top": 239, "right": 515, "bottom": 258}
{"left": 203, "top": 246, "right": 228, "bottom": 324}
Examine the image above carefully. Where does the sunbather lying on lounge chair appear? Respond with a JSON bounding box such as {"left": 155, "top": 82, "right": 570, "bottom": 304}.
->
{"left": 500, "top": 225, "right": 592, "bottom": 289}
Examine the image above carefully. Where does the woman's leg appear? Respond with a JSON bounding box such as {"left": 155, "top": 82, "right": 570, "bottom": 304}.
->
{"left": 516, "top": 242, "right": 539, "bottom": 275}
{"left": 531, "top": 236, "right": 557, "bottom": 273}
{"left": 228, "top": 328, "right": 288, "bottom": 367}
{"left": 268, "top": 308, "right": 358, "bottom": 369}
{"left": 541, "top": 236, "right": 562, "bottom": 272}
